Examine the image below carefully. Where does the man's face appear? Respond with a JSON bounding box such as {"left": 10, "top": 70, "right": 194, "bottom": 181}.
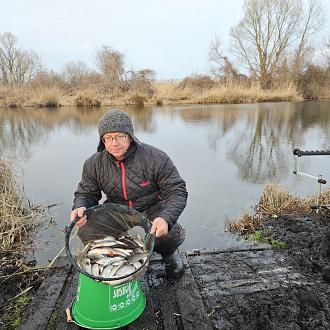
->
{"left": 102, "top": 132, "right": 132, "bottom": 160}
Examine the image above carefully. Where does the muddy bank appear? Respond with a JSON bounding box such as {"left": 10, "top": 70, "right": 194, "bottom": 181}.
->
{"left": 263, "top": 213, "right": 330, "bottom": 283}
{"left": 0, "top": 250, "right": 45, "bottom": 330}
{"left": 215, "top": 212, "right": 330, "bottom": 329}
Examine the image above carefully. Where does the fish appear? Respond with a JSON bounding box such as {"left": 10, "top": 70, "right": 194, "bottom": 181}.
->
{"left": 132, "top": 234, "right": 145, "bottom": 249}
{"left": 93, "top": 236, "right": 116, "bottom": 243}
{"left": 108, "top": 262, "right": 126, "bottom": 277}
{"left": 90, "top": 240, "right": 128, "bottom": 249}
{"left": 95, "top": 257, "right": 114, "bottom": 267}
{"left": 81, "top": 258, "right": 92, "bottom": 274}
{"left": 133, "top": 261, "right": 142, "bottom": 269}
{"left": 118, "top": 235, "right": 140, "bottom": 249}
{"left": 87, "top": 247, "right": 127, "bottom": 258}
{"left": 127, "top": 253, "right": 146, "bottom": 264}
{"left": 115, "top": 264, "right": 136, "bottom": 277}
{"left": 101, "top": 265, "right": 114, "bottom": 277}
{"left": 112, "top": 248, "right": 134, "bottom": 257}
{"left": 96, "top": 256, "right": 125, "bottom": 266}
{"left": 91, "top": 263, "right": 99, "bottom": 276}
{"left": 77, "top": 232, "right": 149, "bottom": 281}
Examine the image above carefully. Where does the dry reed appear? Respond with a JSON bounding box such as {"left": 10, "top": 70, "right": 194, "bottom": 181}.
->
{"left": 0, "top": 160, "right": 44, "bottom": 250}
{"left": 0, "top": 79, "right": 306, "bottom": 107}
{"left": 227, "top": 182, "right": 330, "bottom": 234}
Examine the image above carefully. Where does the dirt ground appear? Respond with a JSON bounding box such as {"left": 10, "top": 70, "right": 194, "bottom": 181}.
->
{"left": 249, "top": 211, "right": 330, "bottom": 329}
{"left": 0, "top": 250, "right": 44, "bottom": 330}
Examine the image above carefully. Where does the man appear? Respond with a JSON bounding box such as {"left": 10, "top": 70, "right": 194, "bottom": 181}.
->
{"left": 71, "top": 109, "right": 188, "bottom": 279}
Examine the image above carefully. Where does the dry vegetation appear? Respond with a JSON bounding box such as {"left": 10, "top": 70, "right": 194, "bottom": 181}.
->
{"left": 0, "top": 160, "right": 49, "bottom": 329}
{"left": 227, "top": 182, "right": 330, "bottom": 234}
{"left": 0, "top": 160, "right": 45, "bottom": 250}
{"left": 0, "top": 76, "right": 303, "bottom": 108}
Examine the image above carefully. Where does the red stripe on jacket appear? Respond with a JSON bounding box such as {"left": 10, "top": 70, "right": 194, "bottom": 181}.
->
{"left": 120, "top": 162, "right": 133, "bottom": 208}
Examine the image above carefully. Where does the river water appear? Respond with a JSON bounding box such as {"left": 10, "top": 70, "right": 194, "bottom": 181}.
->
{"left": 1, "top": 101, "right": 329, "bottom": 263}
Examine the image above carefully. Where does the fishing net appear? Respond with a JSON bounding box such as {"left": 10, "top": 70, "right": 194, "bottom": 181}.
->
{"left": 65, "top": 203, "right": 155, "bottom": 285}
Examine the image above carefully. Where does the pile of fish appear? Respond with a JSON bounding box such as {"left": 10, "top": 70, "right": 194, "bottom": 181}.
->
{"left": 77, "top": 233, "right": 148, "bottom": 279}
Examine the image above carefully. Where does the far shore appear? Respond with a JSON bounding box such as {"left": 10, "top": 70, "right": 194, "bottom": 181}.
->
{"left": 2, "top": 80, "right": 321, "bottom": 109}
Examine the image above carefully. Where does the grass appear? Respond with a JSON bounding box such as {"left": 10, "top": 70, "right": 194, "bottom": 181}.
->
{"left": 0, "top": 160, "right": 45, "bottom": 250}
{"left": 248, "top": 230, "right": 287, "bottom": 249}
{"left": 0, "top": 160, "right": 50, "bottom": 329}
{"left": 227, "top": 182, "right": 330, "bottom": 235}
{"left": 1, "top": 292, "right": 33, "bottom": 329}
{"left": 0, "top": 79, "right": 304, "bottom": 108}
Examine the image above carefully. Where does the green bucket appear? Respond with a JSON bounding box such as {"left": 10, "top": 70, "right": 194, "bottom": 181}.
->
{"left": 71, "top": 273, "right": 146, "bottom": 329}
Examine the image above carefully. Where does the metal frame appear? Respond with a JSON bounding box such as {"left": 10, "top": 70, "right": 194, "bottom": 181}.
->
{"left": 293, "top": 148, "right": 330, "bottom": 212}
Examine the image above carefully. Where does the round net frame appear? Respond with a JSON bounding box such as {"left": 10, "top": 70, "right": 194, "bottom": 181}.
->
{"left": 65, "top": 203, "right": 155, "bottom": 285}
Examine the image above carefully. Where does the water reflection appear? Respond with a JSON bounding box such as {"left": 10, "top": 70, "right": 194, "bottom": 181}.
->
{"left": 0, "top": 101, "right": 329, "bottom": 261}
{"left": 1, "top": 101, "right": 329, "bottom": 183}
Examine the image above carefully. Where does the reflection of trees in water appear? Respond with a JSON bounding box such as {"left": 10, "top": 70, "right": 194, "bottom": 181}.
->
{"left": 0, "top": 109, "right": 52, "bottom": 159}
{"left": 1, "top": 102, "right": 329, "bottom": 182}
{"left": 227, "top": 102, "right": 330, "bottom": 184}
{"left": 173, "top": 102, "right": 330, "bottom": 184}
{"left": 125, "top": 107, "right": 155, "bottom": 134}
{"left": 179, "top": 105, "right": 242, "bottom": 152}
{"left": 295, "top": 101, "right": 330, "bottom": 149}
{"left": 0, "top": 107, "right": 104, "bottom": 159}
{"left": 228, "top": 107, "right": 290, "bottom": 184}
{"left": 0, "top": 106, "right": 158, "bottom": 160}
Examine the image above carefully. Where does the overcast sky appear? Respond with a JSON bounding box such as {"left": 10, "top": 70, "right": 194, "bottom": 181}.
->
{"left": 1, "top": 0, "right": 329, "bottom": 79}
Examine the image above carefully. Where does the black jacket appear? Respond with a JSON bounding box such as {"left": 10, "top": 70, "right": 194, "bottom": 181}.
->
{"left": 73, "top": 142, "right": 188, "bottom": 226}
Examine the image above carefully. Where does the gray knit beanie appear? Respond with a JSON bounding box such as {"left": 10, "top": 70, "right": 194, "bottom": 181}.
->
{"left": 97, "top": 109, "right": 140, "bottom": 151}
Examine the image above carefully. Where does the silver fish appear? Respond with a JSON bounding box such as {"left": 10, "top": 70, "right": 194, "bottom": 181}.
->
{"left": 96, "top": 257, "right": 114, "bottom": 267}
{"left": 115, "top": 264, "right": 136, "bottom": 277}
{"left": 81, "top": 258, "right": 92, "bottom": 274}
{"left": 132, "top": 234, "right": 145, "bottom": 248}
{"left": 112, "top": 260, "right": 126, "bottom": 266}
{"left": 108, "top": 261, "right": 126, "bottom": 277}
{"left": 112, "top": 248, "right": 133, "bottom": 256}
{"left": 133, "top": 261, "right": 143, "bottom": 269}
{"left": 87, "top": 251, "right": 108, "bottom": 260}
{"left": 93, "top": 236, "right": 116, "bottom": 243}
{"left": 101, "top": 264, "right": 114, "bottom": 277}
{"left": 127, "top": 253, "right": 146, "bottom": 264}
{"left": 91, "top": 240, "right": 127, "bottom": 249}
{"left": 91, "top": 263, "right": 99, "bottom": 276}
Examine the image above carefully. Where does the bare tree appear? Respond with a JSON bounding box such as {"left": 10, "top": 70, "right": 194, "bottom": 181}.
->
{"left": 292, "top": 0, "right": 325, "bottom": 78}
{"left": 61, "top": 61, "right": 90, "bottom": 87}
{"left": 208, "top": 35, "right": 238, "bottom": 79}
{"left": 230, "top": 0, "right": 325, "bottom": 88}
{"left": 321, "top": 37, "right": 330, "bottom": 66}
{"left": 95, "top": 46, "right": 126, "bottom": 90}
{"left": 127, "top": 68, "right": 156, "bottom": 96}
{"left": 0, "top": 32, "right": 41, "bottom": 85}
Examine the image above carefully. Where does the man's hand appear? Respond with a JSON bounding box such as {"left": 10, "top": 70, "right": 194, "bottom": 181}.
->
{"left": 71, "top": 207, "right": 87, "bottom": 227}
{"left": 150, "top": 217, "right": 168, "bottom": 238}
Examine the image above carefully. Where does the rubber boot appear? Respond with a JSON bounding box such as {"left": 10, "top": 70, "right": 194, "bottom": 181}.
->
{"left": 162, "top": 249, "right": 185, "bottom": 279}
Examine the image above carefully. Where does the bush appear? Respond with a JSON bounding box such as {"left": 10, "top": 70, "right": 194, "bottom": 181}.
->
{"left": 297, "top": 65, "right": 330, "bottom": 99}
{"left": 124, "top": 94, "right": 147, "bottom": 106}
{"left": 128, "top": 69, "right": 155, "bottom": 97}
{"left": 75, "top": 94, "right": 101, "bottom": 107}
{"left": 178, "top": 75, "right": 215, "bottom": 91}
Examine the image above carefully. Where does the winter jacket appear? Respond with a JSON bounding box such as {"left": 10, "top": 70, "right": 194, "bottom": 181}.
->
{"left": 73, "top": 142, "right": 188, "bottom": 227}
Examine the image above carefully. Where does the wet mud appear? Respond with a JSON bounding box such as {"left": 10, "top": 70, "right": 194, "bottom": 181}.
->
{"left": 0, "top": 251, "right": 43, "bottom": 329}
{"left": 196, "top": 212, "right": 330, "bottom": 330}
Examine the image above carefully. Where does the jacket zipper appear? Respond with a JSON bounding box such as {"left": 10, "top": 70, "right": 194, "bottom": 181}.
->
{"left": 119, "top": 161, "right": 133, "bottom": 208}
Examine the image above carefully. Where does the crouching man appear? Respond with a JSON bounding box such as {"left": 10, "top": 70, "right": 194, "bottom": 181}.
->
{"left": 71, "top": 109, "right": 188, "bottom": 279}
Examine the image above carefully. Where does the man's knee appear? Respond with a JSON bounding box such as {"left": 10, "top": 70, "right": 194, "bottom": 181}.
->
{"left": 153, "top": 222, "right": 185, "bottom": 255}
